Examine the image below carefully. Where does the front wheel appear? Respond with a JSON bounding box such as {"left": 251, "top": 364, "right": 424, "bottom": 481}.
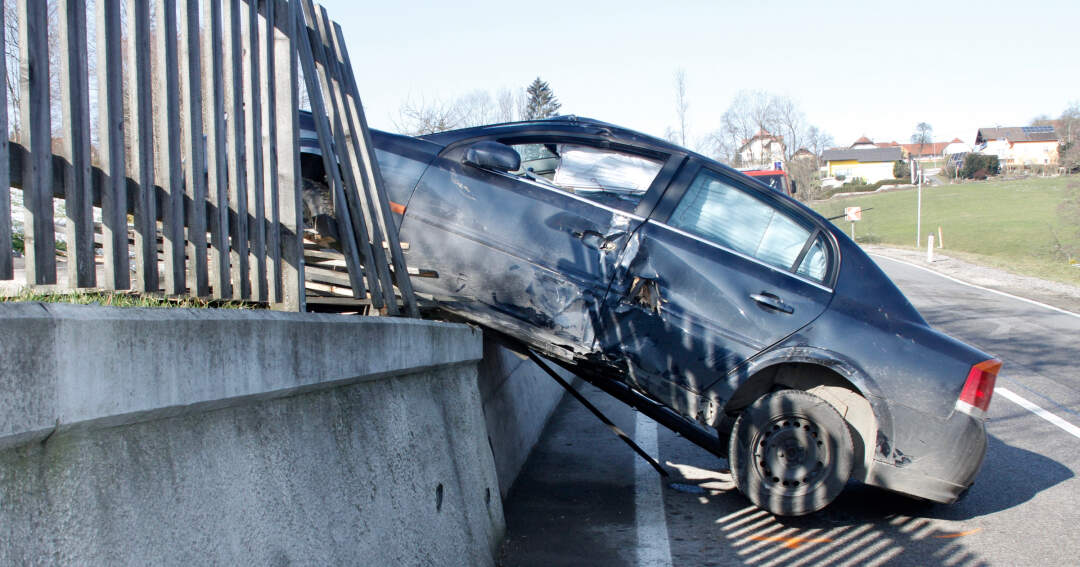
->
{"left": 729, "top": 389, "right": 853, "bottom": 516}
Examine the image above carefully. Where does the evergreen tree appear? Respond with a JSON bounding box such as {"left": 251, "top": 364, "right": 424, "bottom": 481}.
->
{"left": 524, "top": 77, "right": 561, "bottom": 120}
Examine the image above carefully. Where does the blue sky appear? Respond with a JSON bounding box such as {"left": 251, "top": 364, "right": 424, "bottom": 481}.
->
{"left": 322, "top": 0, "right": 1079, "bottom": 149}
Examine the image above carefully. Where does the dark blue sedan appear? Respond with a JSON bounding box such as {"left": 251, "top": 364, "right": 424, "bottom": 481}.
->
{"left": 301, "top": 114, "right": 1001, "bottom": 516}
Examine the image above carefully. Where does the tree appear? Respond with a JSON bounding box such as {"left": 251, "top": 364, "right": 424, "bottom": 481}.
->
{"left": 523, "top": 77, "right": 560, "bottom": 120}
{"left": 911, "top": 122, "right": 933, "bottom": 156}
{"left": 393, "top": 87, "right": 527, "bottom": 136}
{"left": 893, "top": 160, "right": 910, "bottom": 180}
{"left": 673, "top": 68, "right": 688, "bottom": 147}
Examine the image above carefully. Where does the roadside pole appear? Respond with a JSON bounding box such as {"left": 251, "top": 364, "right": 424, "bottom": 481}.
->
{"left": 912, "top": 158, "right": 922, "bottom": 247}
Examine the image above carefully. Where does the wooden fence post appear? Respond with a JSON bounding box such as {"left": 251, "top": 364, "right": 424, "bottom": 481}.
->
{"left": 153, "top": 0, "right": 186, "bottom": 295}
{"left": 273, "top": 0, "right": 305, "bottom": 311}
{"left": 226, "top": 0, "right": 251, "bottom": 300}
{"left": 18, "top": 0, "right": 56, "bottom": 286}
{"left": 0, "top": 0, "right": 11, "bottom": 280}
{"left": 97, "top": 0, "right": 129, "bottom": 290}
{"left": 204, "top": 0, "right": 231, "bottom": 299}
{"left": 126, "top": 0, "right": 158, "bottom": 293}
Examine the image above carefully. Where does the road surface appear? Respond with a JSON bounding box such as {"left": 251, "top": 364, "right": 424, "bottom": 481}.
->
{"left": 499, "top": 255, "right": 1080, "bottom": 566}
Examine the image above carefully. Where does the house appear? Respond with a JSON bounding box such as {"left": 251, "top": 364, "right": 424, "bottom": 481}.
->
{"left": 943, "top": 138, "right": 969, "bottom": 155}
{"left": 901, "top": 141, "right": 950, "bottom": 160}
{"left": 737, "top": 128, "right": 786, "bottom": 167}
{"left": 975, "top": 126, "right": 1059, "bottom": 166}
{"left": 822, "top": 137, "right": 904, "bottom": 183}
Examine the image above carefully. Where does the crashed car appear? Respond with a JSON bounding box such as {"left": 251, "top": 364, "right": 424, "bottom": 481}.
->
{"left": 300, "top": 113, "right": 1001, "bottom": 516}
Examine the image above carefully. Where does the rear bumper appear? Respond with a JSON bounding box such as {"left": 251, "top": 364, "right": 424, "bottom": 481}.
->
{"left": 865, "top": 410, "right": 987, "bottom": 504}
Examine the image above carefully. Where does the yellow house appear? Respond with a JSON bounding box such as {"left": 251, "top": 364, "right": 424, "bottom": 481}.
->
{"left": 823, "top": 137, "right": 903, "bottom": 183}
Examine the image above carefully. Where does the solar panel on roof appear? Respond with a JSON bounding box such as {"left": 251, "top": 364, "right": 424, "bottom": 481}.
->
{"left": 1022, "top": 126, "right": 1054, "bottom": 134}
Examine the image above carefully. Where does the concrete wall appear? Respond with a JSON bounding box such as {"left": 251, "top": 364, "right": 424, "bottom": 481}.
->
{"left": 475, "top": 336, "right": 573, "bottom": 498}
{"left": 0, "top": 303, "right": 504, "bottom": 565}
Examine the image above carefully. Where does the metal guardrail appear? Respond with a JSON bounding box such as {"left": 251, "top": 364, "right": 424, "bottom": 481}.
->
{"left": 2, "top": 0, "right": 417, "bottom": 316}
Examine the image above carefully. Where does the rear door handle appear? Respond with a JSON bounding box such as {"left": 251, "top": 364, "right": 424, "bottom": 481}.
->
{"left": 750, "top": 292, "right": 794, "bottom": 314}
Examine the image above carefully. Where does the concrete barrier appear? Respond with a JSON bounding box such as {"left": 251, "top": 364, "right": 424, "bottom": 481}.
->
{"left": 476, "top": 336, "right": 575, "bottom": 498}
{"left": 0, "top": 303, "right": 504, "bottom": 565}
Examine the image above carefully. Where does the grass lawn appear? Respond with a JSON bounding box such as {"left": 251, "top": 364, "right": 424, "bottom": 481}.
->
{"left": 0, "top": 288, "right": 260, "bottom": 309}
{"left": 811, "top": 176, "right": 1080, "bottom": 286}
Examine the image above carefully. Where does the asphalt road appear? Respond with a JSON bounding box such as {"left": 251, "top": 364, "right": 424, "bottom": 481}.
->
{"left": 499, "top": 255, "right": 1080, "bottom": 566}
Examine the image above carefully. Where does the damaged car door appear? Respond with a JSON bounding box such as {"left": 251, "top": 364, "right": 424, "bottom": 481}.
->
{"left": 400, "top": 132, "right": 682, "bottom": 359}
{"left": 602, "top": 164, "right": 835, "bottom": 420}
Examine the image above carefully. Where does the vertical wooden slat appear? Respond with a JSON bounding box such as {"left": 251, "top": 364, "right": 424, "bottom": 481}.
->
{"left": 0, "top": 0, "right": 11, "bottom": 280}
{"left": 97, "top": 0, "right": 129, "bottom": 289}
{"left": 204, "top": 0, "right": 231, "bottom": 299}
{"left": 331, "top": 21, "right": 420, "bottom": 317}
{"left": 273, "top": 0, "right": 304, "bottom": 311}
{"left": 127, "top": 0, "right": 158, "bottom": 292}
{"left": 300, "top": 0, "right": 380, "bottom": 305}
{"left": 58, "top": 0, "right": 95, "bottom": 288}
{"left": 154, "top": 0, "right": 186, "bottom": 295}
{"left": 18, "top": 0, "right": 56, "bottom": 285}
{"left": 291, "top": 0, "right": 367, "bottom": 298}
{"left": 179, "top": 0, "right": 208, "bottom": 296}
{"left": 226, "top": 0, "right": 250, "bottom": 299}
{"left": 246, "top": 0, "right": 267, "bottom": 302}
{"left": 310, "top": 3, "right": 392, "bottom": 313}
{"left": 263, "top": 0, "right": 282, "bottom": 303}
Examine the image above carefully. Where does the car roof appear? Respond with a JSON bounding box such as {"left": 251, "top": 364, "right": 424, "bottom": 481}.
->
{"left": 417, "top": 115, "right": 689, "bottom": 154}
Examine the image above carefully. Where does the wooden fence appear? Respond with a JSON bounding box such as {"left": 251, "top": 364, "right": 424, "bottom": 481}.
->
{"left": 1, "top": 0, "right": 417, "bottom": 316}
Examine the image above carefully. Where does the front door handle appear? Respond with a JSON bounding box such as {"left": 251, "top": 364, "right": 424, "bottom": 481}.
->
{"left": 750, "top": 292, "right": 794, "bottom": 314}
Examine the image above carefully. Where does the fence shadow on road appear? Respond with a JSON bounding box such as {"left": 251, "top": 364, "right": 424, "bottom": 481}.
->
{"left": 662, "top": 433, "right": 1070, "bottom": 566}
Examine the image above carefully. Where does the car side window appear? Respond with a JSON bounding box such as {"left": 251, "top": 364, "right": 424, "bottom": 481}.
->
{"left": 669, "top": 169, "right": 827, "bottom": 282}
{"left": 509, "top": 142, "right": 663, "bottom": 212}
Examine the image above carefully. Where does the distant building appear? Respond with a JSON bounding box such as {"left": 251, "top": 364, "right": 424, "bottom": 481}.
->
{"left": 943, "top": 138, "right": 969, "bottom": 155}
{"left": 901, "top": 141, "right": 950, "bottom": 160}
{"left": 822, "top": 137, "right": 904, "bottom": 183}
{"left": 791, "top": 147, "right": 815, "bottom": 160}
{"left": 975, "top": 126, "right": 1059, "bottom": 166}
{"left": 737, "top": 128, "right": 786, "bottom": 167}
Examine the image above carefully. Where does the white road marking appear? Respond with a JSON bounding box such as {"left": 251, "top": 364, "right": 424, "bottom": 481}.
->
{"left": 996, "top": 387, "right": 1080, "bottom": 440}
{"left": 635, "top": 413, "right": 673, "bottom": 567}
{"left": 869, "top": 254, "right": 1080, "bottom": 319}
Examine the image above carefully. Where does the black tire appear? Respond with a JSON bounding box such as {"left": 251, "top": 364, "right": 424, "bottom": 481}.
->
{"left": 729, "top": 389, "right": 853, "bottom": 516}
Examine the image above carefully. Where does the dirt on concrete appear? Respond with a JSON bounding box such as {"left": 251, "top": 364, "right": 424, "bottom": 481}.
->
{"left": 864, "top": 245, "right": 1080, "bottom": 315}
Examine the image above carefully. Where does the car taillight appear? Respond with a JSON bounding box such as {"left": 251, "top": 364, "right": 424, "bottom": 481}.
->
{"left": 956, "top": 359, "right": 1001, "bottom": 417}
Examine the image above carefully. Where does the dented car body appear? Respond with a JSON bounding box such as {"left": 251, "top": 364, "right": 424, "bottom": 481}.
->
{"left": 305, "top": 114, "right": 1000, "bottom": 515}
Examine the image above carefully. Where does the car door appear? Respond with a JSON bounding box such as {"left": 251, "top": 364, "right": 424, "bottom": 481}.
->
{"left": 600, "top": 162, "right": 836, "bottom": 411}
{"left": 399, "top": 132, "right": 682, "bottom": 358}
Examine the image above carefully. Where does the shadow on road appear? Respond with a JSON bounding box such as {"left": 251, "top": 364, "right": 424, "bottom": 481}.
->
{"left": 663, "top": 433, "right": 1071, "bottom": 566}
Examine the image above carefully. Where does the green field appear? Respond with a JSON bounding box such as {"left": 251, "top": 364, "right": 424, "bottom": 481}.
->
{"left": 811, "top": 176, "right": 1080, "bottom": 286}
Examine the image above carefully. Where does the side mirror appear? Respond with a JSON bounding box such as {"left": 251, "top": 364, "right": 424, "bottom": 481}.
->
{"left": 463, "top": 141, "right": 520, "bottom": 173}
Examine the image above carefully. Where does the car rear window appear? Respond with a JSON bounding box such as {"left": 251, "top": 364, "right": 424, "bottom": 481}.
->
{"left": 669, "top": 170, "right": 826, "bottom": 282}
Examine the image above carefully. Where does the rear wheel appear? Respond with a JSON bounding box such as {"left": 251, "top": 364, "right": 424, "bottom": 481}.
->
{"left": 729, "top": 389, "right": 853, "bottom": 516}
